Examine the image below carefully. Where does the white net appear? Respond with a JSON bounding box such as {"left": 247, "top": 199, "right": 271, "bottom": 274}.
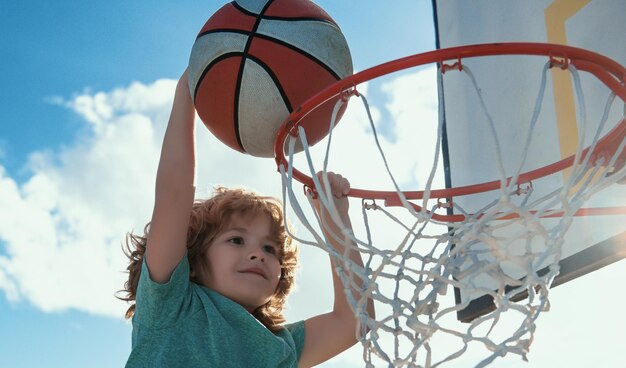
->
{"left": 279, "top": 56, "right": 626, "bottom": 367}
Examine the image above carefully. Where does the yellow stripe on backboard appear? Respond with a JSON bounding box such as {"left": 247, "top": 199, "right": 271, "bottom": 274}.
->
{"left": 544, "top": 0, "right": 591, "bottom": 181}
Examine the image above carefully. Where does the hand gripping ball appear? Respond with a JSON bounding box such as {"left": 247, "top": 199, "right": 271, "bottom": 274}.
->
{"left": 188, "top": 0, "right": 353, "bottom": 157}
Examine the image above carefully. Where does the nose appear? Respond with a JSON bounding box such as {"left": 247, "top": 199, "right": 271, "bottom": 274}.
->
{"left": 248, "top": 246, "right": 265, "bottom": 262}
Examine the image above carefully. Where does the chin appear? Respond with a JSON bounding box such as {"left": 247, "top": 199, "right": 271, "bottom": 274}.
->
{"left": 230, "top": 294, "right": 270, "bottom": 312}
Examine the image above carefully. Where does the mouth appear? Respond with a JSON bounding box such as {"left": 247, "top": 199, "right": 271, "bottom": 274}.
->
{"left": 239, "top": 268, "right": 267, "bottom": 279}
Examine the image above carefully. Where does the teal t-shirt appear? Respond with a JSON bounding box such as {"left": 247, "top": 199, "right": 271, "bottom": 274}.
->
{"left": 125, "top": 255, "right": 305, "bottom": 367}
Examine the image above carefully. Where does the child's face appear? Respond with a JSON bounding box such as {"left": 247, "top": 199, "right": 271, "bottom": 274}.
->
{"left": 200, "top": 213, "right": 282, "bottom": 312}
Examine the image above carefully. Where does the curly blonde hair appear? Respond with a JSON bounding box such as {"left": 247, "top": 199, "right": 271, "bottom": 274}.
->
{"left": 118, "top": 187, "right": 298, "bottom": 333}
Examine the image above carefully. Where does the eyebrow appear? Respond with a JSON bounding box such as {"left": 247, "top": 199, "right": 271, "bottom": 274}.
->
{"left": 224, "top": 227, "right": 248, "bottom": 233}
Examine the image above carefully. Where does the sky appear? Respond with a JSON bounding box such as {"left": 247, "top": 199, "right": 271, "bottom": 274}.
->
{"left": 0, "top": 1, "right": 625, "bottom": 368}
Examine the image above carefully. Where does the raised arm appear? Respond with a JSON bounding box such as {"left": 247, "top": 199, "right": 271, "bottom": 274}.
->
{"left": 145, "top": 70, "right": 197, "bottom": 283}
{"left": 299, "top": 172, "right": 376, "bottom": 368}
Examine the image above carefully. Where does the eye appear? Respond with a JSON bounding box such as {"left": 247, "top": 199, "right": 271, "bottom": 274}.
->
{"left": 263, "top": 245, "right": 278, "bottom": 255}
{"left": 228, "top": 236, "right": 244, "bottom": 245}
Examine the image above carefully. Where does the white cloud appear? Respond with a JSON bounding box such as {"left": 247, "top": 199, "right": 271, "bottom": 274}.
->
{"left": 0, "top": 80, "right": 173, "bottom": 317}
{"left": 0, "top": 77, "right": 310, "bottom": 319}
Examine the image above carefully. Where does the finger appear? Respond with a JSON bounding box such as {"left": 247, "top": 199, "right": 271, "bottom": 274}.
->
{"left": 316, "top": 171, "right": 350, "bottom": 197}
{"left": 329, "top": 173, "right": 350, "bottom": 198}
{"left": 340, "top": 177, "right": 351, "bottom": 196}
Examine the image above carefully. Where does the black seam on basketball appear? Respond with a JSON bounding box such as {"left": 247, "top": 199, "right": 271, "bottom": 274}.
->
{"left": 252, "top": 32, "right": 344, "bottom": 80}
{"left": 193, "top": 52, "right": 245, "bottom": 102}
{"left": 259, "top": 16, "right": 337, "bottom": 26}
{"left": 196, "top": 22, "right": 338, "bottom": 41}
{"left": 230, "top": 0, "right": 337, "bottom": 26}
{"left": 233, "top": 0, "right": 275, "bottom": 153}
{"left": 196, "top": 28, "right": 251, "bottom": 40}
{"left": 231, "top": 1, "right": 260, "bottom": 17}
{"left": 245, "top": 55, "right": 293, "bottom": 112}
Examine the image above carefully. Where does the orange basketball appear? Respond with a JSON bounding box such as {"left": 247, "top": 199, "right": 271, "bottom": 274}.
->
{"left": 188, "top": 0, "right": 352, "bottom": 157}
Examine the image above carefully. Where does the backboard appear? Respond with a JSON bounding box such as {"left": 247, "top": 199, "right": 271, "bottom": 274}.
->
{"left": 433, "top": 0, "right": 626, "bottom": 321}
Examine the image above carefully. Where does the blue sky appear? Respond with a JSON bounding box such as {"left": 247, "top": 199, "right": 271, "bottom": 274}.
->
{"left": 2, "top": 1, "right": 197, "bottom": 181}
{"left": 1, "top": 1, "right": 625, "bottom": 368}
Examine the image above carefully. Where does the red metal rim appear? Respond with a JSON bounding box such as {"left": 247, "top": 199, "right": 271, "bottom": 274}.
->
{"left": 274, "top": 42, "right": 626, "bottom": 218}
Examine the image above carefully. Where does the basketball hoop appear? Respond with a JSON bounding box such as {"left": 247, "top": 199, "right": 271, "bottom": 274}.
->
{"left": 275, "top": 43, "right": 626, "bottom": 222}
{"left": 274, "top": 43, "right": 626, "bottom": 367}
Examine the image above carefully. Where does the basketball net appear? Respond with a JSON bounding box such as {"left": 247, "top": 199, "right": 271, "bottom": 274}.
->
{"left": 278, "top": 46, "right": 625, "bottom": 367}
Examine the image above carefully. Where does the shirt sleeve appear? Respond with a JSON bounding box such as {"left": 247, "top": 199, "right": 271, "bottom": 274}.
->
{"left": 133, "top": 253, "right": 192, "bottom": 328}
{"left": 284, "top": 320, "right": 306, "bottom": 361}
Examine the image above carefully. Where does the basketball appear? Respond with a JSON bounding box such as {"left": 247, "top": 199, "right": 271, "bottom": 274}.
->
{"left": 188, "top": 0, "right": 353, "bottom": 157}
